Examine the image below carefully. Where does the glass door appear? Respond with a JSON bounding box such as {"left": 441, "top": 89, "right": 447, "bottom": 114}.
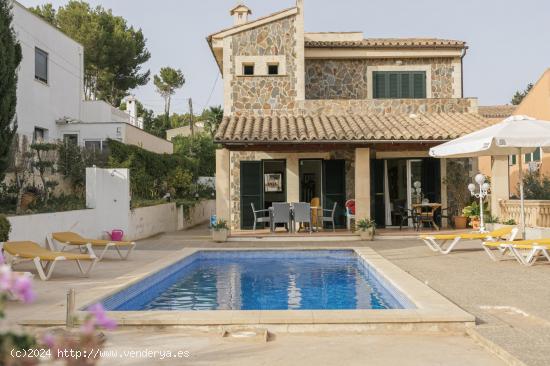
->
{"left": 406, "top": 159, "right": 423, "bottom": 227}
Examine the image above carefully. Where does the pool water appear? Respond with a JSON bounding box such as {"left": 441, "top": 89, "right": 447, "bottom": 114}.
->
{"left": 102, "top": 251, "right": 412, "bottom": 311}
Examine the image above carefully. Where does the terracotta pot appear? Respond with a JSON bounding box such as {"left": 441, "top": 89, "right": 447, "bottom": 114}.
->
{"left": 212, "top": 229, "right": 228, "bottom": 243}
{"left": 453, "top": 216, "right": 468, "bottom": 230}
{"left": 470, "top": 217, "right": 480, "bottom": 230}
{"left": 359, "top": 228, "right": 375, "bottom": 241}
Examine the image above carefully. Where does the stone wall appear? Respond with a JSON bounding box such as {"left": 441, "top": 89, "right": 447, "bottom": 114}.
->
{"left": 305, "top": 58, "right": 457, "bottom": 100}
{"left": 305, "top": 60, "right": 368, "bottom": 99}
{"left": 231, "top": 16, "right": 298, "bottom": 115}
{"left": 299, "top": 98, "right": 477, "bottom": 116}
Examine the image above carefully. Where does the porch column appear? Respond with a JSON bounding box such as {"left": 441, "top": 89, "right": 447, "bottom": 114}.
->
{"left": 440, "top": 158, "right": 448, "bottom": 228}
{"left": 286, "top": 155, "right": 300, "bottom": 203}
{"left": 355, "top": 148, "right": 371, "bottom": 221}
{"left": 490, "top": 156, "right": 509, "bottom": 218}
{"left": 216, "top": 148, "right": 231, "bottom": 228}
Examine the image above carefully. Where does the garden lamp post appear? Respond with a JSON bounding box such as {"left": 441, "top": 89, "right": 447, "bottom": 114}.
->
{"left": 468, "top": 174, "right": 490, "bottom": 233}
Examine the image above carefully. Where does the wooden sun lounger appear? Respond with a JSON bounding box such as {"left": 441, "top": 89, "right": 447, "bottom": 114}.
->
{"left": 50, "top": 232, "right": 136, "bottom": 261}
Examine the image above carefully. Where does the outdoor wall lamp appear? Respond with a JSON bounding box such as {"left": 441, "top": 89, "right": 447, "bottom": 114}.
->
{"left": 468, "top": 174, "right": 490, "bottom": 232}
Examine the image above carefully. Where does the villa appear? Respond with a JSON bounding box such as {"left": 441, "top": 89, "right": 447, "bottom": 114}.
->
{"left": 210, "top": 1, "right": 493, "bottom": 231}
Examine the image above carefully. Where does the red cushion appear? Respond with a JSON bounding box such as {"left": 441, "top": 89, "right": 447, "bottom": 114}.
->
{"left": 346, "top": 200, "right": 355, "bottom": 215}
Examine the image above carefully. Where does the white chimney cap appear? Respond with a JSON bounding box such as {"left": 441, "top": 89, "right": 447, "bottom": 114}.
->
{"left": 230, "top": 4, "right": 252, "bottom": 16}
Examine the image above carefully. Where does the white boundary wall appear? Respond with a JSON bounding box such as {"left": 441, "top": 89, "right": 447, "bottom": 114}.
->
{"left": 7, "top": 168, "right": 214, "bottom": 247}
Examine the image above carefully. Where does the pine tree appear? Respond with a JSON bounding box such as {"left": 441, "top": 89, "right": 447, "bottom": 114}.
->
{"left": 0, "top": 0, "right": 22, "bottom": 181}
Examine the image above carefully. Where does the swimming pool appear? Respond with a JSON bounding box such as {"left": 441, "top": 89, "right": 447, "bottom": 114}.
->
{"left": 101, "top": 250, "right": 414, "bottom": 311}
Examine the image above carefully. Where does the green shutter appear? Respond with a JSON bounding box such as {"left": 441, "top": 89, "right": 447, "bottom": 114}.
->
{"left": 373, "top": 72, "right": 387, "bottom": 98}
{"left": 413, "top": 72, "right": 426, "bottom": 98}
{"left": 525, "top": 153, "right": 532, "bottom": 163}
{"left": 389, "top": 73, "right": 399, "bottom": 98}
{"left": 400, "top": 73, "right": 411, "bottom": 98}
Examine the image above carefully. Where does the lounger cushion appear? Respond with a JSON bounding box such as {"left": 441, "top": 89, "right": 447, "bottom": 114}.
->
{"left": 421, "top": 227, "right": 513, "bottom": 241}
{"left": 4, "top": 241, "right": 95, "bottom": 261}
{"left": 53, "top": 232, "right": 134, "bottom": 246}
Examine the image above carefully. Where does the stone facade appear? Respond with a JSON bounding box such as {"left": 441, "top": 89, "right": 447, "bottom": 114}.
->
{"left": 305, "top": 58, "right": 457, "bottom": 100}
{"left": 231, "top": 16, "right": 298, "bottom": 115}
{"left": 305, "top": 60, "right": 369, "bottom": 99}
{"left": 299, "top": 97, "right": 477, "bottom": 116}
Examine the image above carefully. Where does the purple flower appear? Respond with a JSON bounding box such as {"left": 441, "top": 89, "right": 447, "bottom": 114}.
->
{"left": 87, "top": 303, "right": 117, "bottom": 331}
{"left": 80, "top": 318, "right": 96, "bottom": 335}
{"left": 41, "top": 333, "right": 56, "bottom": 348}
{"left": 0, "top": 251, "right": 5, "bottom": 265}
{"left": 12, "top": 275, "right": 35, "bottom": 303}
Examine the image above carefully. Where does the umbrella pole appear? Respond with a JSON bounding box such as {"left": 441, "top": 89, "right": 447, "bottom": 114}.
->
{"left": 518, "top": 148, "right": 526, "bottom": 239}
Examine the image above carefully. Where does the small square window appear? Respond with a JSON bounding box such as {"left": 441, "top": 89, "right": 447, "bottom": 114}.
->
{"left": 243, "top": 64, "right": 254, "bottom": 76}
{"left": 33, "top": 127, "right": 47, "bottom": 142}
{"left": 63, "top": 134, "right": 78, "bottom": 146}
{"left": 35, "top": 48, "right": 48, "bottom": 83}
{"left": 268, "top": 64, "right": 279, "bottom": 75}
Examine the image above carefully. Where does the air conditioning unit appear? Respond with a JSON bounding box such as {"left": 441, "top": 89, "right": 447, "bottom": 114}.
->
{"left": 528, "top": 161, "right": 541, "bottom": 173}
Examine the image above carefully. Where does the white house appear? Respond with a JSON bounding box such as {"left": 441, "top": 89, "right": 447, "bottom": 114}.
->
{"left": 11, "top": 1, "right": 172, "bottom": 154}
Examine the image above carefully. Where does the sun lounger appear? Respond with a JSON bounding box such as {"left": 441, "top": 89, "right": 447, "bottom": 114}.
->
{"left": 50, "top": 232, "right": 136, "bottom": 261}
{"left": 483, "top": 239, "right": 550, "bottom": 266}
{"left": 1, "top": 241, "right": 98, "bottom": 281}
{"left": 419, "top": 227, "right": 518, "bottom": 254}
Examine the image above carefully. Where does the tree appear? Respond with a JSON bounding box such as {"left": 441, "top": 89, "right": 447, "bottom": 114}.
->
{"left": 0, "top": 0, "right": 22, "bottom": 182}
{"left": 202, "top": 106, "right": 224, "bottom": 137}
{"left": 172, "top": 133, "right": 217, "bottom": 176}
{"left": 31, "top": 1, "right": 151, "bottom": 106}
{"left": 511, "top": 83, "right": 533, "bottom": 105}
{"left": 154, "top": 67, "right": 185, "bottom": 117}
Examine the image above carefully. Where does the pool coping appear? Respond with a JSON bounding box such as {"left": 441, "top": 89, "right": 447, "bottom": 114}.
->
{"left": 21, "top": 247, "right": 475, "bottom": 330}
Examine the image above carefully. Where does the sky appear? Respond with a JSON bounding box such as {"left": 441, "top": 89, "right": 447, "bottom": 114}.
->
{"left": 18, "top": 0, "right": 550, "bottom": 115}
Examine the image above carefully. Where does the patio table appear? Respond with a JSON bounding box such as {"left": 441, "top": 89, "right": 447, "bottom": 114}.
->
{"left": 413, "top": 203, "right": 442, "bottom": 231}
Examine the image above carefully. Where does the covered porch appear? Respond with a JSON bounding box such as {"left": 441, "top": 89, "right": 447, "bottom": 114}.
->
{"left": 214, "top": 112, "right": 492, "bottom": 236}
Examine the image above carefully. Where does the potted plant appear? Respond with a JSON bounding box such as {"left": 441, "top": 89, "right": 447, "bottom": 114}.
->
{"left": 443, "top": 161, "right": 471, "bottom": 229}
{"left": 212, "top": 220, "right": 229, "bottom": 243}
{"left": 356, "top": 218, "right": 376, "bottom": 241}
{"left": 462, "top": 201, "right": 490, "bottom": 230}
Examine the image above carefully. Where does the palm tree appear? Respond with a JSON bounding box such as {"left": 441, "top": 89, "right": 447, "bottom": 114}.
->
{"left": 203, "top": 106, "right": 224, "bottom": 137}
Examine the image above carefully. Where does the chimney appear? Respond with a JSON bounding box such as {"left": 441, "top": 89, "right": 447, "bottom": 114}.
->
{"left": 126, "top": 96, "right": 138, "bottom": 126}
{"left": 230, "top": 4, "right": 252, "bottom": 26}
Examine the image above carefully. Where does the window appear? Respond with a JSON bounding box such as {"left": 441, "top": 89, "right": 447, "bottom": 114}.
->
{"left": 243, "top": 64, "right": 255, "bottom": 76}
{"left": 268, "top": 63, "right": 279, "bottom": 75}
{"left": 373, "top": 71, "right": 426, "bottom": 99}
{"left": 35, "top": 48, "right": 48, "bottom": 83}
{"left": 525, "top": 147, "right": 542, "bottom": 163}
{"left": 509, "top": 155, "right": 517, "bottom": 166}
{"left": 84, "top": 140, "right": 102, "bottom": 152}
{"left": 33, "top": 127, "right": 47, "bottom": 142}
{"left": 63, "top": 134, "right": 78, "bottom": 146}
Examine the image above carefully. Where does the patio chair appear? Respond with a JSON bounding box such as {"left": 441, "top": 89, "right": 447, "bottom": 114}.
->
{"left": 1, "top": 241, "right": 98, "bottom": 281}
{"left": 436, "top": 206, "right": 455, "bottom": 229}
{"left": 483, "top": 239, "right": 550, "bottom": 266}
{"left": 345, "top": 199, "right": 356, "bottom": 231}
{"left": 271, "top": 203, "right": 291, "bottom": 232}
{"left": 292, "top": 202, "right": 312, "bottom": 233}
{"left": 395, "top": 205, "right": 418, "bottom": 230}
{"left": 322, "top": 202, "right": 338, "bottom": 232}
{"left": 419, "top": 226, "right": 518, "bottom": 255}
{"left": 50, "top": 231, "right": 136, "bottom": 261}
{"left": 250, "top": 203, "right": 271, "bottom": 231}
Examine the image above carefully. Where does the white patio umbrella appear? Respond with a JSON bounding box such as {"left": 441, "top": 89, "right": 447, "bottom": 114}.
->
{"left": 430, "top": 115, "right": 550, "bottom": 237}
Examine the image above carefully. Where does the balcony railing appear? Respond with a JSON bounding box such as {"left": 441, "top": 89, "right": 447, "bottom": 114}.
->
{"left": 499, "top": 200, "right": 550, "bottom": 228}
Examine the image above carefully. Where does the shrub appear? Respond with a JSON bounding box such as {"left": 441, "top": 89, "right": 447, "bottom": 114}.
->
{"left": 107, "top": 139, "right": 197, "bottom": 200}
{"left": 356, "top": 218, "right": 376, "bottom": 231}
{"left": 0, "top": 214, "right": 11, "bottom": 242}
{"left": 521, "top": 171, "right": 550, "bottom": 200}
{"left": 212, "top": 220, "right": 228, "bottom": 231}
{"left": 167, "top": 167, "right": 194, "bottom": 198}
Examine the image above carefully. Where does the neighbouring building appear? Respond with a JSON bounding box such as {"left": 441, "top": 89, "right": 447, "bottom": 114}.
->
{"left": 209, "top": 1, "right": 494, "bottom": 231}
{"left": 166, "top": 122, "right": 206, "bottom": 141}
{"left": 507, "top": 69, "right": 550, "bottom": 196}
{"left": 11, "top": 1, "right": 172, "bottom": 154}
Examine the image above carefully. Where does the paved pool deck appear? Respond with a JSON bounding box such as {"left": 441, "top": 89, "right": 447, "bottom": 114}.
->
{"left": 5, "top": 224, "right": 550, "bottom": 365}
